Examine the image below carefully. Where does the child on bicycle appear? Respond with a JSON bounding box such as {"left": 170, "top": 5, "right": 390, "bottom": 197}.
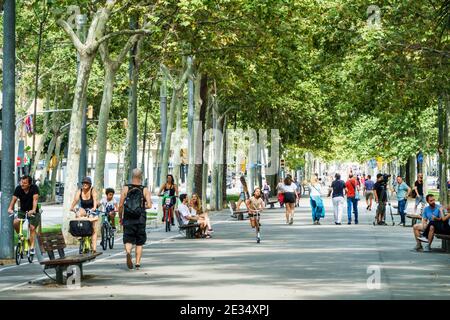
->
{"left": 102, "top": 188, "right": 118, "bottom": 231}
{"left": 246, "top": 187, "right": 265, "bottom": 238}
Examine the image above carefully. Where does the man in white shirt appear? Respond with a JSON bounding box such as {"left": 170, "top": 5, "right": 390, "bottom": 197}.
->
{"left": 178, "top": 194, "right": 206, "bottom": 231}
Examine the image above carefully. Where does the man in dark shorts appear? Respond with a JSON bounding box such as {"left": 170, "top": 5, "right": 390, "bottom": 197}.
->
{"left": 7, "top": 175, "right": 40, "bottom": 255}
{"left": 119, "top": 168, "right": 152, "bottom": 270}
{"left": 373, "top": 174, "right": 387, "bottom": 225}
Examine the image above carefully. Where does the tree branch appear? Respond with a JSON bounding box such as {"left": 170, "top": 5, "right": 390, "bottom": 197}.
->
{"left": 160, "top": 63, "right": 174, "bottom": 83}
{"left": 388, "top": 43, "right": 450, "bottom": 57}
{"left": 94, "top": 29, "right": 153, "bottom": 48}
{"left": 56, "top": 19, "right": 85, "bottom": 52}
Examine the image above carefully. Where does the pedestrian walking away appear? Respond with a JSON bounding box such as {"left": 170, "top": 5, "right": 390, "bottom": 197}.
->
{"left": 373, "top": 174, "right": 388, "bottom": 225}
{"left": 119, "top": 168, "right": 153, "bottom": 270}
{"left": 394, "top": 176, "right": 411, "bottom": 226}
{"left": 330, "top": 173, "right": 345, "bottom": 225}
{"left": 413, "top": 173, "right": 426, "bottom": 214}
{"left": 282, "top": 176, "right": 297, "bottom": 224}
{"left": 364, "top": 175, "right": 375, "bottom": 211}
{"left": 309, "top": 176, "right": 325, "bottom": 225}
{"left": 345, "top": 174, "right": 359, "bottom": 224}
{"left": 276, "top": 178, "right": 285, "bottom": 208}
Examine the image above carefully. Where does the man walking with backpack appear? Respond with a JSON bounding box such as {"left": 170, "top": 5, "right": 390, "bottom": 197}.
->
{"left": 118, "top": 168, "right": 152, "bottom": 270}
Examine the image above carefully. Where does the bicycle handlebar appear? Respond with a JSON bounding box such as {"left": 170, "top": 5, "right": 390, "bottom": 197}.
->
{"left": 8, "top": 210, "right": 35, "bottom": 219}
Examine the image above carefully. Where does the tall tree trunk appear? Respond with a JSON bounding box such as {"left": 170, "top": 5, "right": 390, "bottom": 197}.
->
{"left": 186, "top": 61, "right": 195, "bottom": 196}
{"left": 62, "top": 55, "right": 95, "bottom": 243}
{"left": 94, "top": 65, "right": 117, "bottom": 200}
{"left": 115, "top": 149, "right": 123, "bottom": 191}
{"left": 187, "top": 72, "right": 200, "bottom": 196}
{"left": 160, "top": 88, "right": 177, "bottom": 187}
{"left": 160, "top": 62, "right": 192, "bottom": 188}
{"left": 407, "top": 155, "right": 416, "bottom": 187}
{"left": 194, "top": 74, "right": 208, "bottom": 195}
{"left": 438, "top": 94, "right": 449, "bottom": 207}
{"left": 222, "top": 118, "right": 228, "bottom": 207}
{"left": 202, "top": 93, "right": 213, "bottom": 210}
{"left": 153, "top": 137, "right": 161, "bottom": 190}
{"left": 172, "top": 94, "right": 184, "bottom": 185}
{"left": 217, "top": 116, "right": 226, "bottom": 210}
{"left": 124, "top": 34, "right": 140, "bottom": 183}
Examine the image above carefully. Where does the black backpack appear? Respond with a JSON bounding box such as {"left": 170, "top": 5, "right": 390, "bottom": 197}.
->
{"left": 124, "top": 185, "right": 145, "bottom": 220}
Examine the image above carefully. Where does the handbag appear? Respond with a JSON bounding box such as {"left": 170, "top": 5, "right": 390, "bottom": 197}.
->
{"left": 353, "top": 180, "right": 360, "bottom": 200}
{"left": 69, "top": 220, "right": 93, "bottom": 237}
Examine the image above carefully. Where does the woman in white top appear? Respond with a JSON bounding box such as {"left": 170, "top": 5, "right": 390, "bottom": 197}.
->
{"left": 309, "top": 176, "right": 324, "bottom": 225}
{"left": 281, "top": 176, "right": 298, "bottom": 225}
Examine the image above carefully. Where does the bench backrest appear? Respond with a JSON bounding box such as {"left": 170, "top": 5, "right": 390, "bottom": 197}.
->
{"left": 38, "top": 231, "right": 66, "bottom": 260}
{"left": 175, "top": 209, "right": 183, "bottom": 226}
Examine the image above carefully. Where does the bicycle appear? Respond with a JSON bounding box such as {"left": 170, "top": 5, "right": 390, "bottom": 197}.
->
{"left": 249, "top": 209, "right": 262, "bottom": 243}
{"left": 160, "top": 194, "right": 176, "bottom": 232}
{"left": 70, "top": 208, "right": 99, "bottom": 254}
{"left": 99, "top": 210, "right": 115, "bottom": 251}
{"left": 9, "top": 210, "right": 37, "bottom": 265}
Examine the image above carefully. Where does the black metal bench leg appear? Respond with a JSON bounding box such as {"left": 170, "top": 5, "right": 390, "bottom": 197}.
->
{"left": 55, "top": 266, "right": 65, "bottom": 285}
{"left": 443, "top": 240, "right": 450, "bottom": 253}
{"left": 79, "top": 263, "right": 84, "bottom": 279}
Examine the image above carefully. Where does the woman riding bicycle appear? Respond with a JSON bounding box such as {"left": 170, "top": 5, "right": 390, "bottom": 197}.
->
{"left": 159, "top": 174, "right": 178, "bottom": 226}
{"left": 69, "top": 176, "right": 99, "bottom": 252}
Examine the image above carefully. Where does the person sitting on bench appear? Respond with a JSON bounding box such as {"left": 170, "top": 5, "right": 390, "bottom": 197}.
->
{"left": 178, "top": 194, "right": 206, "bottom": 230}
{"left": 421, "top": 204, "right": 450, "bottom": 251}
{"left": 412, "top": 194, "right": 443, "bottom": 252}
{"left": 190, "top": 193, "right": 213, "bottom": 238}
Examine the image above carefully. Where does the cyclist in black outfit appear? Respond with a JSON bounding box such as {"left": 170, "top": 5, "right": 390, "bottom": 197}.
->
{"left": 70, "top": 176, "right": 99, "bottom": 252}
{"left": 158, "top": 174, "right": 178, "bottom": 226}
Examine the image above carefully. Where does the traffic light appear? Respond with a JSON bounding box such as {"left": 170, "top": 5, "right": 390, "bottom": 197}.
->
{"left": 280, "top": 159, "right": 285, "bottom": 168}
{"left": 16, "top": 157, "right": 21, "bottom": 167}
{"left": 87, "top": 105, "right": 94, "bottom": 119}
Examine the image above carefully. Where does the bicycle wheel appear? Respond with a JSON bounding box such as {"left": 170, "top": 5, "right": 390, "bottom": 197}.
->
{"left": 166, "top": 213, "right": 170, "bottom": 232}
{"left": 163, "top": 207, "right": 169, "bottom": 232}
{"left": 108, "top": 226, "right": 114, "bottom": 249}
{"left": 101, "top": 224, "right": 107, "bottom": 251}
{"left": 28, "top": 251, "right": 34, "bottom": 263}
{"left": 15, "top": 243, "right": 22, "bottom": 265}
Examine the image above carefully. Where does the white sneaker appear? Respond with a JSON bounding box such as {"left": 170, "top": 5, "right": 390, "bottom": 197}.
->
{"left": 423, "top": 244, "right": 431, "bottom": 252}
{"left": 418, "top": 236, "right": 429, "bottom": 243}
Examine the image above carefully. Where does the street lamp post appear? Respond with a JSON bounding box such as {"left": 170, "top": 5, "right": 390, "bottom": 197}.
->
{"left": 1, "top": 0, "right": 16, "bottom": 260}
{"left": 158, "top": 69, "right": 167, "bottom": 186}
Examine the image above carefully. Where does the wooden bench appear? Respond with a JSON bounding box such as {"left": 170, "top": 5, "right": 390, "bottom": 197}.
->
{"left": 406, "top": 214, "right": 422, "bottom": 226}
{"left": 435, "top": 234, "right": 450, "bottom": 253}
{"left": 175, "top": 209, "right": 200, "bottom": 239}
{"left": 38, "top": 231, "right": 102, "bottom": 285}
{"left": 267, "top": 197, "right": 278, "bottom": 209}
{"left": 229, "top": 201, "right": 248, "bottom": 220}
